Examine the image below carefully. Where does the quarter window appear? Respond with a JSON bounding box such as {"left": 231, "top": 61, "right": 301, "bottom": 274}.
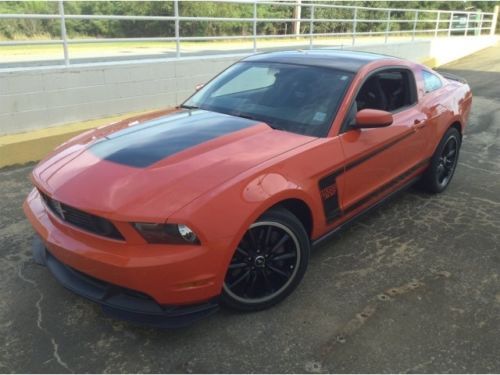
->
{"left": 423, "top": 70, "right": 443, "bottom": 93}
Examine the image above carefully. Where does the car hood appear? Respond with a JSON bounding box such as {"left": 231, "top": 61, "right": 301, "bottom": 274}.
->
{"left": 32, "top": 109, "right": 316, "bottom": 221}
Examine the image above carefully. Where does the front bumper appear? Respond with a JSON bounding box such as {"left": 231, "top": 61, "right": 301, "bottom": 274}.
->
{"left": 32, "top": 235, "right": 219, "bottom": 328}
{"left": 23, "top": 187, "right": 231, "bottom": 327}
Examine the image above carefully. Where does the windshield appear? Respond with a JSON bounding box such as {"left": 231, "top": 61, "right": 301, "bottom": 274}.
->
{"left": 182, "top": 62, "right": 353, "bottom": 137}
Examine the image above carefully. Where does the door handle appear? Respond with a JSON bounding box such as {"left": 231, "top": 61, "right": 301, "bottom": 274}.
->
{"left": 413, "top": 119, "right": 426, "bottom": 129}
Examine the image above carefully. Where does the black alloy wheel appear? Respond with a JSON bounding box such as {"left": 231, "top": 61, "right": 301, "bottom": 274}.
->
{"left": 436, "top": 136, "right": 459, "bottom": 188}
{"left": 222, "top": 208, "right": 310, "bottom": 311}
{"left": 421, "top": 127, "right": 461, "bottom": 193}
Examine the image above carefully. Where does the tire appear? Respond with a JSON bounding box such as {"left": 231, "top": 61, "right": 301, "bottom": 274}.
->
{"left": 221, "top": 207, "right": 310, "bottom": 311}
{"left": 420, "top": 127, "right": 461, "bottom": 194}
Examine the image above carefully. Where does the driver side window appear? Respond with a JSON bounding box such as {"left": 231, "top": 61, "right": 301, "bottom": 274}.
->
{"left": 356, "top": 69, "right": 417, "bottom": 113}
{"left": 344, "top": 68, "right": 417, "bottom": 130}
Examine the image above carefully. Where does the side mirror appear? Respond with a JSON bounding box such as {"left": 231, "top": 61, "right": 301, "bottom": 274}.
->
{"left": 354, "top": 109, "right": 393, "bottom": 129}
{"left": 195, "top": 83, "right": 205, "bottom": 91}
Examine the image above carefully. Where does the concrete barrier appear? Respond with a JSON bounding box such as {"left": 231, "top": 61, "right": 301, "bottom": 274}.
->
{"left": 429, "top": 36, "right": 499, "bottom": 66}
{"left": 0, "top": 35, "right": 497, "bottom": 167}
{"left": 1, "top": 36, "right": 497, "bottom": 137}
{"left": 0, "top": 55, "right": 242, "bottom": 136}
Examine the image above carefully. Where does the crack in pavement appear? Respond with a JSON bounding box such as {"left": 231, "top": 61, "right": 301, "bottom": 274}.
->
{"left": 402, "top": 357, "right": 436, "bottom": 373}
{"left": 313, "top": 270, "right": 453, "bottom": 369}
{"left": 17, "top": 263, "right": 73, "bottom": 373}
{"left": 458, "top": 162, "right": 500, "bottom": 175}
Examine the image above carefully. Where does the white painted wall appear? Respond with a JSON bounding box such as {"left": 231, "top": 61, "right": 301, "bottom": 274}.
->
{"left": 429, "top": 36, "right": 498, "bottom": 66}
{"left": 349, "top": 40, "right": 432, "bottom": 63}
{"left": 0, "top": 36, "right": 496, "bottom": 136}
{"left": 0, "top": 56, "right": 242, "bottom": 135}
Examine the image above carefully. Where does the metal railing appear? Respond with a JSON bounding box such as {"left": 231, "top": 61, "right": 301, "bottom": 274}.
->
{"left": 0, "top": 0, "right": 497, "bottom": 67}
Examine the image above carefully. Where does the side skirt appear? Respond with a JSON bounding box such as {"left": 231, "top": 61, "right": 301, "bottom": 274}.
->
{"left": 311, "top": 175, "right": 421, "bottom": 249}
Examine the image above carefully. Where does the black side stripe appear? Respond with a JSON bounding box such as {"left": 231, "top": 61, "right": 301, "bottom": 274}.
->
{"left": 344, "top": 130, "right": 415, "bottom": 172}
{"left": 312, "top": 174, "right": 422, "bottom": 249}
{"left": 342, "top": 158, "right": 430, "bottom": 216}
{"left": 318, "top": 129, "right": 427, "bottom": 224}
{"left": 321, "top": 158, "right": 430, "bottom": 225}
{"left": 319, "top": 170, "right": 343, "bottom": 223}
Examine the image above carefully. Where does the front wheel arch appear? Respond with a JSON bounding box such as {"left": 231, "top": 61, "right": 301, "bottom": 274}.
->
{"left": 237, "top": 189, "right": 318, "bottom": 246}
{"left": 268, "top": 198, "right": 313, "bottom": 239}
{"left": 215, "top": 192, "right": 315, "bottom": 287}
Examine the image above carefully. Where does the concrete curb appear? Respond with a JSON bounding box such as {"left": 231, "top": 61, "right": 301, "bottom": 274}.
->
{"left": 0, "top": 109, "right": 162, "bottom": 169}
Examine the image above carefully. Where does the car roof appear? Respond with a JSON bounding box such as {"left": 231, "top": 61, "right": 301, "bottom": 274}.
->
{"left": 242, "top": 49, "right": 400, "bottom": 73}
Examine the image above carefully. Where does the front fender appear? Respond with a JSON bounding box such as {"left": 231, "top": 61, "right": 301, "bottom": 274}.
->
{"left": 169, "top": 171, "right": 320, "bottom": 292}
{"left": 173, "top": 171, "right": 317, "bottom": 242}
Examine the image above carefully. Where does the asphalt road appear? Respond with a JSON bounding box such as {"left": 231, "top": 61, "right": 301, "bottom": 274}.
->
{"left": 1, "top": 44, "right": 499, "bottom": 373}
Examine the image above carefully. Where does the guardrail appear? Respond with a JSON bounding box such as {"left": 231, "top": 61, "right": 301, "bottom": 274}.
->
{"left": 0, "top": 0, "right": 497, "bottom": 67}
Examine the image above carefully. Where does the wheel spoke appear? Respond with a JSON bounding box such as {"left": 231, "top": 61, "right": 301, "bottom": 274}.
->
{"left": 437, "top": 164, "right": 446, "bottom": 182}
{"left": 264, "top": 226, "right": 273, "bottom": 247}
{"left": 247, "top": 228, "right": 258, "bottom": 248}
{"left": 229, "top": 262, "right": 248, "bottom": 270}
{"left": 271, "top": 252, "right": 296, "bottom": 262}
{"left": 438, "top": 172, "right": 446, "bottom": 183}
{"left": 446, "top": 149, "right": 456, "bottom": 158}
{"left": 228, "top": 270, "right": 251, "bottom": 289}
{"left": 270, "top": 233, "right": 289, "bottom": 253}
{"left": 245, "top": 272, "right": 258, "bottom": 296}
{"left": 267, "top": 264, "right": 290, "bottom": 279}
{"left": 236, "top": 247, "right": 249, "bottom": 257}
{"left": 444, "top": 142, "right": 451, "bottom": 155}
{"left": 257, "top": 227, "right": 266, "bottom": 247}
{"left": 259, "top": 268, "right": 274, "bottom": 292}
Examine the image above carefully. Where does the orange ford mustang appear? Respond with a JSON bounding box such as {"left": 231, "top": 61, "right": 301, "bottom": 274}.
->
{"left": 24, "top": 50, "right": 472, "bottom": 327}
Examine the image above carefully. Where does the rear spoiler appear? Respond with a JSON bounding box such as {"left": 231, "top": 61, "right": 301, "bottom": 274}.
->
{"left": 439, "top": 71, "right": 468, "bottom": 85}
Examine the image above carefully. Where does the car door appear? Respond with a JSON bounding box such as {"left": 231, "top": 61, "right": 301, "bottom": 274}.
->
{"left": 418, "top": 68, "right": 450, "bottom": 157}
{"left": 338, "top": 67, "right": 428, "bottom": 211}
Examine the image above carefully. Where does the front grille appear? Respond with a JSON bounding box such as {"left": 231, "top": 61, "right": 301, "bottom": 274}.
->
{"left": 70, "top": 266, "right": 153, "bottom": 301}
{"left": 39, "top": 190, "right": 124, "bottom": 241}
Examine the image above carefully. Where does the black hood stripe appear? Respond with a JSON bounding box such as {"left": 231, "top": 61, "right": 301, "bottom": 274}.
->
{"left": 90, "top": 110, "right": 259, "bottom": 168}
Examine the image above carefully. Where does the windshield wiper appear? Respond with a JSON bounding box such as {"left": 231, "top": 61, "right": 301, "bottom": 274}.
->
{"left": 229, "top": 111, "right": 282, "bottom": 130}
{"left": 179, "top": 104, "right": 199, "bottom": 110}
{"left": 230, "top": 111, "right": 259, "bottom": 121}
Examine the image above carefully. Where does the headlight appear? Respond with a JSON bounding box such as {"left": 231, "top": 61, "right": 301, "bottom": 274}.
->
{"left": 133, "top": 223, "right": 199, "bottom": 245}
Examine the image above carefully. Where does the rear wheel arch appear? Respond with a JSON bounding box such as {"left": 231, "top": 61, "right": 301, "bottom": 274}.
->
{"left": 420, "top": 126, "right": 461, "bottom": 193}
{"left": 429, "top": 120, "right": 463, "bottom": 156}
{"left": 450, "top": 121, "right": 463, "bottom": 138}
